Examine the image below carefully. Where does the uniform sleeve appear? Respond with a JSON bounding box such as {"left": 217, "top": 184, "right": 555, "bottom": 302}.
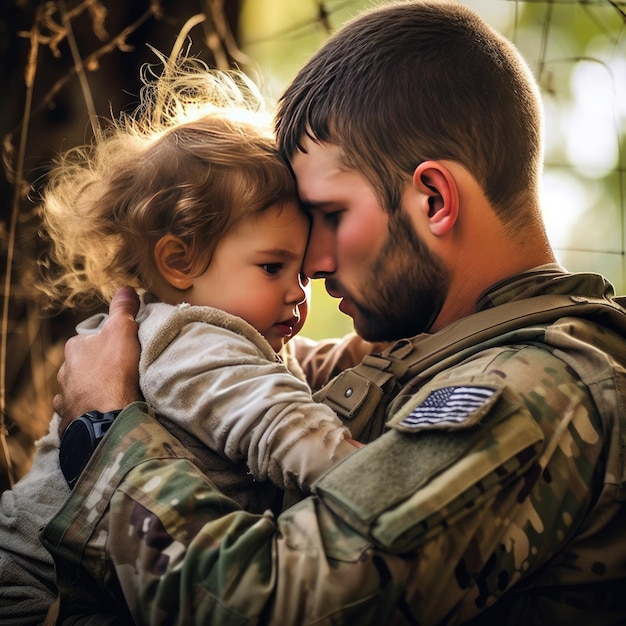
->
{"left": 44, "top": 341, "right": 608, "bottom": 624}
{"left": 44, "top": 390, "right": 547, "bottom": 625}
{"left": 139, "top": 318, "right": 356, "bottom": 491}
{"left": 106, "top": 457, "right": 414, "bottom": 625}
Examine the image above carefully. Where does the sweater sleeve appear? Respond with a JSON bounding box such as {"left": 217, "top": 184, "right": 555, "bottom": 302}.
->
{"left": 287, "top": 333, "right": 392, "bottom": 391}
{"left": 138, "top": 304, "right": 357, "bottom": 491}
{"left": 0, "top": 413, "right": 69, "bottom": 623}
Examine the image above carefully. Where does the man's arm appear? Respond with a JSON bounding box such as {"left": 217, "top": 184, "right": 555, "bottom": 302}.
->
{"left": 47, "top": 287, "right": 548, "bottom": 624}
{"left": 48, "top": 290, "right": 604, "bottom": 624}
{"left": 42, "top": 395, "right": 546, "bottom": 625}
{"left": 48, "top": 289, "right": 403, "bottom": 621}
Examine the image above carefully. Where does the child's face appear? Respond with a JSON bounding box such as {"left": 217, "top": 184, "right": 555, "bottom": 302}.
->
{"left": 187, "top": 200, "right": 310, "bottom": 352}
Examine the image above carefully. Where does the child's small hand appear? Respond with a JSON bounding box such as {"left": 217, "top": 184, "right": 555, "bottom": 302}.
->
{"left": 345, "top": 437, "right": 365, "bottom": 449}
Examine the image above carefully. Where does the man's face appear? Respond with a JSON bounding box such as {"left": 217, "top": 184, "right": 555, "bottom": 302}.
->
{"left": 290, "top": 137, "right": 448, "bottom": 341}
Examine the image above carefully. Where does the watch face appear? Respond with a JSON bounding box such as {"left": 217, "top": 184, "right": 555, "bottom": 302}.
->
{"left": 59, "top": 412, "right": 119, "bottom": 489}
{"left": 59, "top": 417, "right": 98, "bottom": 490}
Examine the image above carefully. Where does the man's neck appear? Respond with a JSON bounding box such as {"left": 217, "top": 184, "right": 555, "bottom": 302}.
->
{"left": 430, "top": 249, "right": 558, "bottom": 332}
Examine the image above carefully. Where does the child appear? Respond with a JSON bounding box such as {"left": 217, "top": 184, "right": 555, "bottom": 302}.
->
{"left": 0, "top": 58, "right": 366, "bottom": 623}
{"left": 38, "top": 58, "right": 360, "bottom": 508}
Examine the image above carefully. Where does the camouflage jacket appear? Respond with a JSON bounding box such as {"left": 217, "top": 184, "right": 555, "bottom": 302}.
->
{"left": 41, "top": 267, "right": 626, "bottom": 625}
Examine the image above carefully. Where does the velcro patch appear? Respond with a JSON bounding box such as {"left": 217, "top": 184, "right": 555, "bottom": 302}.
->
{"left": 393, "top": 383, "right": 503, "bottom": 432}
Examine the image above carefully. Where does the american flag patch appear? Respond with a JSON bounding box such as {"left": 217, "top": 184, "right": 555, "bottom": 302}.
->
{"left": 397, "top": 385, "right": 499, "bottom": 430}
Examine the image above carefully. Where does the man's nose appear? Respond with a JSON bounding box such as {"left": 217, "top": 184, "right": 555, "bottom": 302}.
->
{"left": 303, "top": 232, "right": 335, "bottom": 278}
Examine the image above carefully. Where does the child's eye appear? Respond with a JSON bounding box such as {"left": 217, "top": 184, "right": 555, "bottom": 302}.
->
{"left": 261, "top": 263, "right": 282, "bottom": 276}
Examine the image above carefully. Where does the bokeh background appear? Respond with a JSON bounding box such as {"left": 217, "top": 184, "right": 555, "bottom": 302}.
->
{"left": 1, "top": 0, "right": 625, "bottom": 488}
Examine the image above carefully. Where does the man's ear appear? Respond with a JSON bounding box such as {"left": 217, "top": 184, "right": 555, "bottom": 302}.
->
{"left": 154, "top": 234, "right": 194, "bottom": 289}
{"left": 412, "top": 161, "right": 459, "bottom": 236}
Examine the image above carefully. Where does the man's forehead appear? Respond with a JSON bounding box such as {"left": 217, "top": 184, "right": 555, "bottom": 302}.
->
{"left": 290, "top": 139, "right": 347, "bottom": 201}
{"left": 291, "top": 137, "right": 344, "bottom": 169}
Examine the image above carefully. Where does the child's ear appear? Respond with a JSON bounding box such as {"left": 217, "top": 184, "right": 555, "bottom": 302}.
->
{"left": 154, "top": 234, "right": 194, "bottom": 289}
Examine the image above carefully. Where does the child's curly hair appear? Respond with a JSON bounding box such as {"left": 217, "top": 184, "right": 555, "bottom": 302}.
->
{"left": 38, "top": 54, "right": 298, "bottom": 310}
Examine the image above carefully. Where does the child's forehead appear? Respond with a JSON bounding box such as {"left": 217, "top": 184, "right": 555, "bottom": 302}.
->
{"left": 227, "top": 200, "right": 308, "bottom": 239}
{"left": 250, "top": 201, "right": 308, "bottom": 228}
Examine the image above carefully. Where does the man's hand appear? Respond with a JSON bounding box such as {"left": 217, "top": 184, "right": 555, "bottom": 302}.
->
{"left": 54, "top": 287, "right": 142, "bottom": 435}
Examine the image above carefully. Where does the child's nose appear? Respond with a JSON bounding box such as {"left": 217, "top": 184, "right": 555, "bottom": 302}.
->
{"left": 287, "top": 281, "right": 306, "bottom": 305}
{"left": 287, "top": 274, "right": 308, "bottom": 305}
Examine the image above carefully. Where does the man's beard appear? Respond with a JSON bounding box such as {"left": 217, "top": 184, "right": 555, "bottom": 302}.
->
{"left": 349, "top": 211, "right": 449, "bottom": 341}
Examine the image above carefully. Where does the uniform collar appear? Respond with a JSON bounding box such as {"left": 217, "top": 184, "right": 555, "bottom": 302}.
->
{"left": 476, "top": 264, "right": 617, "bottom": 311}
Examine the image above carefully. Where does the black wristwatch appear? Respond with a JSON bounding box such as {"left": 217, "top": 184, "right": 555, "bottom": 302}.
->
{"left": 59, "top": 410, "right": 121, "bottom": 489}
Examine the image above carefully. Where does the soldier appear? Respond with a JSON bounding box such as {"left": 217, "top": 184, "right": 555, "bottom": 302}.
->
{"left": 45, "top": 1, "right": 626, "bottom": 624}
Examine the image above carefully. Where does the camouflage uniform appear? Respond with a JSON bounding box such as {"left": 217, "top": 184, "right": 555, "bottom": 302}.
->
{"left": 41, "top": 267, "right": 626, "bottom": 625}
